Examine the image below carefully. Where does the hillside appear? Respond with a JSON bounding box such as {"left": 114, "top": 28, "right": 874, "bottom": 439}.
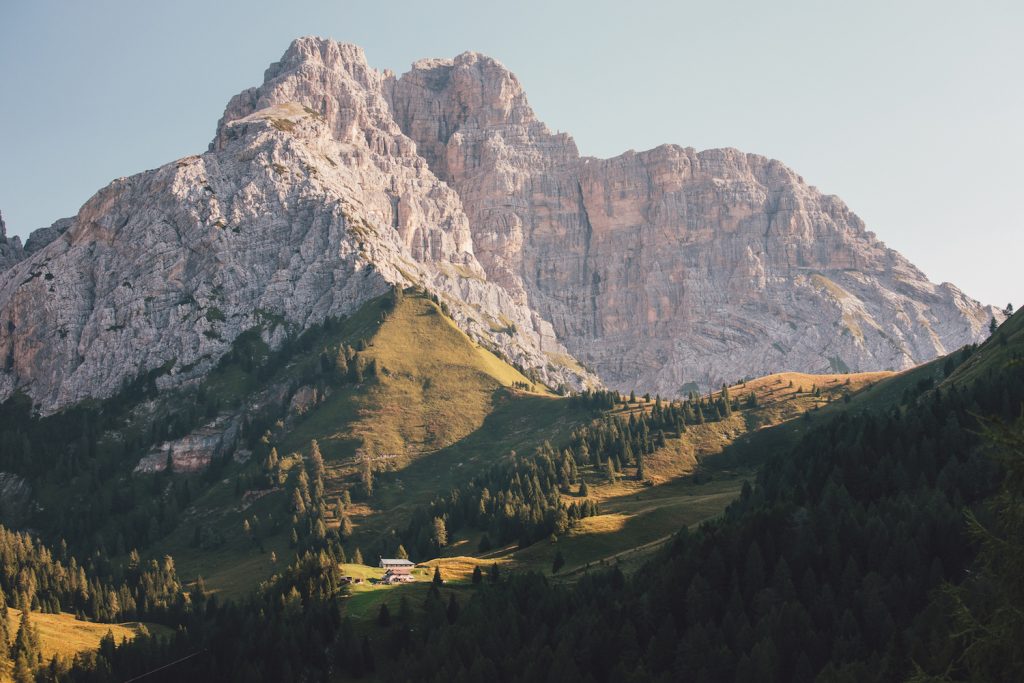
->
{"left": 0, "top": 307, "right": 1014, "bottom": 681}
{"left": 360, "top": 312, "right": 1024, "bottom": 682}
{"left": 143, "top": 289, "right": 588, "bottom": 595}
{"left": 3, "top": 609, "right": 162, "bottom": 663}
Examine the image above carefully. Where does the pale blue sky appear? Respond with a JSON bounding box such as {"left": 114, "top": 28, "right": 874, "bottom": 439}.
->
{"left": 1, "top": 0, "right": 1020, "bottom": 307}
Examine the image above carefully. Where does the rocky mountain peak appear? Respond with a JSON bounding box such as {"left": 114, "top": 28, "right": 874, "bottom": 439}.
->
{"left": 0, "top": 39, "right": 1000, "bottom": 412}
{"left": 386, "top": 50, "right": 1000, "bottom": 394}
{"left": 0, "top": 39, "right": 598, "bottom": 413}
{"left": 214, "top": 37, "right": 405, "bottom": 155}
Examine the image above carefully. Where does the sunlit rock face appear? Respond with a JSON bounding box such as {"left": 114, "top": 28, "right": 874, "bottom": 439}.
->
{"left": 0, "top": 38, "right": 596, "bottom": 413}
{"left": 387, "top": 50, "right": 998, "bottom": 394}
{"left": 0, "top": 37, "right": 998, "bottom": 412}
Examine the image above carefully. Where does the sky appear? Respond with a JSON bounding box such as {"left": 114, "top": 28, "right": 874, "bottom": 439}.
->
{"left": 0, "top": 0, "right": 1020, "bottom": 307}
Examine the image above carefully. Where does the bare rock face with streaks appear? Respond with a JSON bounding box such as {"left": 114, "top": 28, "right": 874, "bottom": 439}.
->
{"left": 386, "top": 52, "right": 1000, "bottom": 394}
{"left": 0, "top": 39, "right": 594, "bottom": 413}
{"left": 0, "top": 37, "right": 1001, "bottom": 413}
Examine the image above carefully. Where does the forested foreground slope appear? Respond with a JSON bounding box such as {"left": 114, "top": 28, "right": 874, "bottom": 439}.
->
{"left": 0, "top": 309, "right": 1019, "bottom": 682}
{"left": 370, "top": 311, "right": 1023, "bottom": 683}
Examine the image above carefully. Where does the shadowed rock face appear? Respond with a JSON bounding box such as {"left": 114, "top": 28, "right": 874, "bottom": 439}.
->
{"left": 0, "top": 38, "right": 999, "bottom": 411}
{"left": 386, "top": 51, "right": 999, "bottom": 394}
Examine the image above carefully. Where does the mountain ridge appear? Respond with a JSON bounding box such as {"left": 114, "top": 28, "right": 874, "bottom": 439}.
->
{"left": 0, "top": 36, "right": 1000, "bottom": 412}
{"left": 384, "top": 44, "right": 1000, "bottom": 393}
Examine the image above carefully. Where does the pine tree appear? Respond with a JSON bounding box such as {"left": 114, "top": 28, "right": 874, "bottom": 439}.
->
{"left": 396, "top": 544, "right": 409, "bottom": 560}
{"left": 309, "top": 439, "right": 325, "bottom": 477}
{"left": 11, "top": 610, "right": 38, "bottom": 668}
{"left": 0, "top": 586, "right": 10, "bottom": 650}
{"left": 432, "top": 517, "right": 448, "bottom": 549}
{"left": 472, "top": 566, "right": 483, "bottom": 585}
{"left": 291, "top": 488, "right": 307, "bottom": 516}
{"left": 360, "top": 462, "right": 374, "bottom": 498}
{"left": 579, "top": 480, "right": 589, "bottom": 497}
{"left": 990, "top": 317, "right": 999, "bottom": 335}
{"left": 353, "top": 547, "right": 364, "bottom": 566}
{"left": 432, "top": 567, "right": 443, "bottom": 586}
{"left": 12, "top": 652, "right": 33, "bottom": 683}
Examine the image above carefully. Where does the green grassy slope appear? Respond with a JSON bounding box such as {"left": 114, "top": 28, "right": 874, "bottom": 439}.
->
{"left": 148, "top": 293, "right": 1008, "bottom": 604}
{"left": 153, "top": 291, "right": 580, "bottom": 597}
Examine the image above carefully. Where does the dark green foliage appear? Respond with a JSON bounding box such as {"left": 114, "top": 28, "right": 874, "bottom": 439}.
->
{"left": 401, "top": 442, "right": 598, "bottom": 556}
{"left": 910, "top": 410, "right": 1024, "bottom": 681}
{"left": 369, "top": 343, "right": 1024, "bottom": 681}
{"left": 0, "top": 526, "right": 180, "bottom": 623}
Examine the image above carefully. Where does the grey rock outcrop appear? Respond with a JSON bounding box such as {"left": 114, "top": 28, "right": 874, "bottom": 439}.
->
{"left": 134, "top": 414, "right": 242, "bottom": 474}
{"left": 386, "top": 52, "right": 1001, "bottom": 394}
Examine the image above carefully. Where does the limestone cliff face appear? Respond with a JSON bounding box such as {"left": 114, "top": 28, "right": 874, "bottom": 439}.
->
{"left": 0, "top": 38, "right": 1000, "bottom": 411}
{"left": 387, "top": 52, "right": 1000, "bottom": 394}
{"left": 0, "top": 39, "right": 594, "bottom": 413}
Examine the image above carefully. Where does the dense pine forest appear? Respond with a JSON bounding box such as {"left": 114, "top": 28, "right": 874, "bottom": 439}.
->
{"left": 0, "top": 309, "right": 1020, "bottom": 681}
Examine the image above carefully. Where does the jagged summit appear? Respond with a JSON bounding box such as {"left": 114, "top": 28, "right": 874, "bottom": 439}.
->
{"left": 0, "top": 38, "right": 597, "bottom": 412}
{"left": 0, "top": 38, "right": 999, "bottom": 412}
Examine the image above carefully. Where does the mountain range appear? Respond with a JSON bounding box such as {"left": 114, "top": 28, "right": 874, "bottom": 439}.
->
{"left": 0, "top": 37, "right": 999, "bottom": 412}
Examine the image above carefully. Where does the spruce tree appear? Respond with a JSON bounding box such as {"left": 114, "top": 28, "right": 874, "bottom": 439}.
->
{"left": 431, "top": 517, "right": 448, "bottom": 549}
{"left": 0, "top": 586, "right": 9, "bottom": 650}
{"left": 12, "top": 652, "right": 32, "bottom": 683}
{"left": 309, "top": 440, "right": 325, "bottom": 478}
{"left": 472, "top": 565, "right": 483, "bottom": 585}
{"left": 353, "top": 547, "right": 364, "bottom": 566}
